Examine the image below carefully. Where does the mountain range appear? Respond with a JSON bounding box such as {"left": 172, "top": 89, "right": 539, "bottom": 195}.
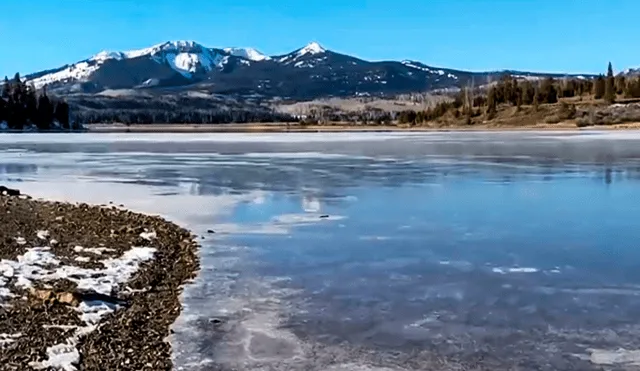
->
{"left": 22, "top": 40, "right": 597, "bottom": 101}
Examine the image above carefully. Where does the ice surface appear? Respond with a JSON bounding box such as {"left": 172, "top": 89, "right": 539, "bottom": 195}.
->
{"left": 0, "top": 132, "right": 418, "bottom": 144}
{"left": 271, "top": 213, "right": 345, "bottom": 224}
{"left": 492, "top": 267, "right": 539, "bottom": 274}
{"left": 589, "top": 348, "right": 640, "bottom": 366}
{"left": 6, "top": 133, "right": 640, "bottom": 370}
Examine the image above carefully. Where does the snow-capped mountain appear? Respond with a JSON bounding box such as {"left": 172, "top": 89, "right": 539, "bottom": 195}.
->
{"left": 22, "top": 40, "right": 596, "bottom": 99}
{"left": 28, "top": 41, "right": 231, "bottom": 89}
{"left": 223, "top": 47, "right": 270, "bottom": 62}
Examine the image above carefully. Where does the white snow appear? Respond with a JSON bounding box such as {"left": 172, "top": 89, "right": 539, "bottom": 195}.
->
{"left": 28, "top": 61, "right": 102, "bottom": 89}
{"left": 513, "top": 74, "right": 544, "bottom": 81}
{"left": 139, "top": 230, "right": 157, "bottom": 241}
{"left": 165, "top": 51, "right": 220, "bottom": 77}
{"left": 15, "top": 237, "right": 26, "bottom": 245}
{"left": 1, "top": 244, "right": 156, "bottom": 301}
{"left": 294, "top": 61, "right": 315, "bottom": 68}
{"left": 402, "top": 61, "right": 458, "bottom": 79}
{"left": 223, "top": 47, "right": 270, "bottom": 61}
{"left": 122, "top": 40, "right": 199, "bottom": 59}
{"left": 91, "top": 51, "right": 124, "bottom": 62}
{"left": 32, "top": 343, "right": 81, "bottom": 371}
{"left": 73, "top": 245, "right": 115, "bottom": 255}
{"left": 278, "top": 42, "right": 327, "bottom": 65}
{"left": 298, "top": 42, "right": 326, "bottom": 56}
{"left": 78, "top": 300, "right": 117, "bottom": 325}
{"left": 9, "top": 243, "right": 157, "bottom": 370}
{"left": 402, "top": 60, "right": 431, "bottom": 72}
{"left": 0, "top": 333, "right": 21, "bottom": 346}
{"left": 27, "top": 40, "right": 225, "bottom": 87}
{"left": 36, "top": 230, "right": 50, "bottom": 240}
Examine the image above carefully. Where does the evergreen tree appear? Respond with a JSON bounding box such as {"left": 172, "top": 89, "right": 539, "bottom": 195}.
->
{"left": 521, "top": 80, "right": 535, "bottom": 105}
{"left": 0, "top": 95, "right": 5, "bottom": 124}
{"left": 615, "top": 75, "right": 626, "bottom": 95}
{"left": 1, "top": 76, "right": 9, "bottom": 100}
{"left": 55, "top": 102, "right": 70, "bottom": 129}
{"left": 594, "top": 75, "right": 606, "bottom": 99}
{"left": 605, "top": 62, "right": 616, "bottom": 104}
{"left": 0, "top": 72, "right": 72, "bottom": 131}
{"left": 540, "top": 77, "right": 558, "bottom": 104}
{"left": 36, "top": 90, "right": 54, "bottom": 130}
{"left": 486, "top": 87, "right": 498, "bottom": 119}
{"left": 624, "top": 76, "right": 640, "bottom": 98}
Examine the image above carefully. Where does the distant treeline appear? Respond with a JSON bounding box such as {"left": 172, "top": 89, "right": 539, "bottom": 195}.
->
{"left": 393, "top": 62, "right": 640, "bottom": 125}
{"left": 74, "top": 108, "right": 295, "bottom": 125}
{"left": 0, "top": 73, "right": 71, "bottom": 130}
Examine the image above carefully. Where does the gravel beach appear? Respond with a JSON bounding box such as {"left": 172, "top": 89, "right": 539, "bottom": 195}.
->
{"left": 0, "top": 187, "right": 199, "bottom": 370}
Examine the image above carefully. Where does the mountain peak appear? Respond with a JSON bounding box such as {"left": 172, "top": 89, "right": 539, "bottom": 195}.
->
{"left": 298, "top": 42, "right": 326, "bottom": 56}
{"left": 223, "top": 47, "right": 271, "bottom": 62}
{"left": 89, "top": 40, "right": 205, "bottom": 63}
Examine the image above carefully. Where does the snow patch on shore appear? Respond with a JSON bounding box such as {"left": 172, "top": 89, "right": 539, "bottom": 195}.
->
{"left": 0, "top": 239, "right": 156, "bottom": 370}
{"left": 73, "top": 245, "right": 115, "bottom": 255}
{"left": 0, "top": 245, "right": 155, "bottom": 295}
{"left": 0, "top": 332, "right": 21, "bottom": 346}
{"left": 140, "top": 230, "right": 157, "bottom": 240}
{"left": 36, "top": 230, "right": 50, "bottom": 240}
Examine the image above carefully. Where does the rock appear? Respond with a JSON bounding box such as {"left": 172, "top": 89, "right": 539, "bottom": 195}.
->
{"left": 29, "top": 288, "right": 54, "bottom": 302}
{"left": 0, "top": 185, "right": 20, "bottom": 196}
{"left": 319, "top": 214, "right": 330, "bottom": 219}
{"left": 56, "top": 292, "right": 80, "bottom": 307}
{"left": 207, "top": 229, "right": 215, "bottom": 234}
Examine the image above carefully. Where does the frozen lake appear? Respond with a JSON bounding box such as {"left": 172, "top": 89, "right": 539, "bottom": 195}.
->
{"left": 2, "top": 132, "right": 640, "bottom": 370}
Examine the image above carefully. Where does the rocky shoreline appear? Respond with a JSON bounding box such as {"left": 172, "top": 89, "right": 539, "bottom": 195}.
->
{"left": 0, "top": 187, "right": 199, "bottom": 370}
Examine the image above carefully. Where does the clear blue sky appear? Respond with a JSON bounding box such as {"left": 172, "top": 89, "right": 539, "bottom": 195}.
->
{"left": 1, "top": 0, "right": 638, "bottom": 77}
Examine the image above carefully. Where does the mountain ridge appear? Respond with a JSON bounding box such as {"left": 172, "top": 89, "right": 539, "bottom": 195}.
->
{"left": 21, "top": 40, "right": 601, "bottom": 100}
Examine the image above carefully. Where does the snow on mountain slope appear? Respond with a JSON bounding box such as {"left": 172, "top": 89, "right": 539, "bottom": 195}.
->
{"left": 298, "top": 42, "right": 326, "bottom": 56}
{"left": 29, "top": 61, "right": 101, "bottom": 89}
{"left": 24, "top": 40, "right": 598, "bottom": 99}
{"left": 223, "top": 47, "right": 270, "bottom": 61}
{"left": 278, "top": 42, "right": 327, "bottom": 64}
{"left": 28, "top": 41, "right": 227, "bottom": 86}
{"left": 28, "top": 41, "right": 330, "bottom": 88}
{"left": 402, "top": 60, "right": 458, "bottom": 80}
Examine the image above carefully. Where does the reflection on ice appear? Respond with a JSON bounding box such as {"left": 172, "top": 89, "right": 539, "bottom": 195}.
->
{"left": 3, "top": 133, "right": 640, "bottom": 370}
